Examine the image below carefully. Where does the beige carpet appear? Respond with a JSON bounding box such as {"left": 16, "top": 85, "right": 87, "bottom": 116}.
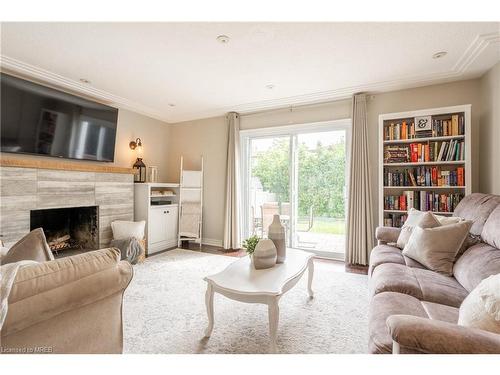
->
{"left": 123, "top": 249, "right": 369, "bottom": 354}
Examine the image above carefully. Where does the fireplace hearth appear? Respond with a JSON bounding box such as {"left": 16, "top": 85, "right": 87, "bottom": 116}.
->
{"left": 30, "top": 206, "right": 99, "bottom": 257}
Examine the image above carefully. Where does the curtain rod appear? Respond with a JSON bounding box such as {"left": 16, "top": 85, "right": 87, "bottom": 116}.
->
{"left": 238, "top": 97, "right": 352, "bottom": 117}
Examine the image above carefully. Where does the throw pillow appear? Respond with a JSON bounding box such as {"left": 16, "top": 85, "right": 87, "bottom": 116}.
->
{"left": 396, "top": 208, "right": 462, "bottom": 249}
{"left": 111, "top": 220, "right": 146, "bottom": 240}
{"left": 458, "top": 274, "right": 500, "bottom": 334}
{"left": 402, "top": 219, "right": 473, "bottom": 275}
{"left": 0, "top": 228, "right": 54, "bottom": 265}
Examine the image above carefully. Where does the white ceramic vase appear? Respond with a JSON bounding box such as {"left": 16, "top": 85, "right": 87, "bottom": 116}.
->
{"left": 268, "top": 214, "right": 286, "bottom": 263}
{"left": 252, "top": 239, "right": 277, "bottom": 270}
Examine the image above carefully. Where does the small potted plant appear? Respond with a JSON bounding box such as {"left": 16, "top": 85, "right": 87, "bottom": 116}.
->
{"left": 242, "top": 235, "right": 260, "bottom": 257}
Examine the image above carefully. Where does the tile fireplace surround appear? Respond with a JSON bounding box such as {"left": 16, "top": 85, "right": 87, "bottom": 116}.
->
{"left": 0, "top": 166, "right": 134, "bottom": 248}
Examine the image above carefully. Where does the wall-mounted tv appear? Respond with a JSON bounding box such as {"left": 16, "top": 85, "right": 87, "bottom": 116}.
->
{"left": 1, "top": 73, "right": 118, "bottom": 162}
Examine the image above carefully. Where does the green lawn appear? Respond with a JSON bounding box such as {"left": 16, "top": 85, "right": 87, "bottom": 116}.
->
{"left": 296, "top": 217, "right": 346, "bottom": 235}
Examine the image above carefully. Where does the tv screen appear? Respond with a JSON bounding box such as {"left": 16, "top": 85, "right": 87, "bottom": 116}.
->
{"left": 1, "top": 73, "right": 118, "bottom": 162}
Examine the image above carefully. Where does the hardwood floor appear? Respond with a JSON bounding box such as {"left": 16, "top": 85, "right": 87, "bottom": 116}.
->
{"left": 178, "top": 242, "right": 368, "bottom": 275}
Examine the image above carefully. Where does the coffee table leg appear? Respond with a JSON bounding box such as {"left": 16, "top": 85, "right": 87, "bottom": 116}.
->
{"left": 204, "top": 283, "right": 214, "bottom": 338}
{"left": 268, "top": 298, "right": 280, "bottom": 353}
{"left": 307, "top": 258, "right": 314, "bottom": 298}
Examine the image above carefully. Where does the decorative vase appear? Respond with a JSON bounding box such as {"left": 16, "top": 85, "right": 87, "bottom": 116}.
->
{"left": 252, "top": 239, "right": 277, "bottom": 270}
{"left": 268, "top": 214, "right": 286, "bottom": 263}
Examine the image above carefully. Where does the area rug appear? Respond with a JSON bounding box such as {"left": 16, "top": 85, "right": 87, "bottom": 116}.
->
{"left": 123, "top": 249, "right": 369, "bottom": 354}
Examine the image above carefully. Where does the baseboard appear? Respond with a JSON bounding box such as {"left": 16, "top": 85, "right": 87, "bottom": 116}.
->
{"left": 202, "top": 238, "right": 223, "bottom": 247}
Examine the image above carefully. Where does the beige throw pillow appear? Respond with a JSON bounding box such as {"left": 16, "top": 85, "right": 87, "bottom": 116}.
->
{"left": 396, "top": 208, "right": 462, "bottom": 249}
{"left": 458, "top": 274, "right": 500, "bottom": 334}
{"left": 402, "top": 219, "right": 472, "bottom": 275}
{"left": 0, "top": 228, "right": 54, "bottom": 265}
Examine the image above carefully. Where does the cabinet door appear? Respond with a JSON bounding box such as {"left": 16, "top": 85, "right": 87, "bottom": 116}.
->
{"left": 149, "top": 207, "right": 168, "bottom": 244}
{"left": 165, "top": 206, "right": 178, "bottom": 242}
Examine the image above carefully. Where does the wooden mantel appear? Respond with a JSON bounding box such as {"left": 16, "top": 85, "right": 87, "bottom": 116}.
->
{"left": 0, "top": 156, "right": 136, "bottom": 174}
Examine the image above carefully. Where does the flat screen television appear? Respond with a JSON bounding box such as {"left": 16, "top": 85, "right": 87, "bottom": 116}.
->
{"left": 1, "top": 73, "right": 118, "bottom": 162}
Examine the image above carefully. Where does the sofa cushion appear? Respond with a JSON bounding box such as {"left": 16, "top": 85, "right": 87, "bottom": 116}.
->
{"left": 1, "top": 228, "right": 54, "bottom": 265}
{"left": 369, "top": 244, "right": 426, "bottom": 276}
{"left": 453, "top": 243, "right": 500, "bottom": 292}
{"left": 370, "top": 263, "right": 468, "bottom": 307}
{"left": 421, "top": 301, "right": 459, "bottom": 324}
{"left": 453, "top": 193, "right": 500, "bottom": 236}
{"left": 481, "top": 205, "right": 500, "bottom": 249}
{"left": 368, "top": 291, "right": 459, "bottom": 354}
{"left": 396, "top": 208, "right": 462, "bottom": 249}
{"left": 402, "top": 220, "right": 472, "bottom": 275}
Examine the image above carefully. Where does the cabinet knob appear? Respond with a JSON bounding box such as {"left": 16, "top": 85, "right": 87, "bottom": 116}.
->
{"left": 164, "top": 211, "right": 167, "bottom": 214}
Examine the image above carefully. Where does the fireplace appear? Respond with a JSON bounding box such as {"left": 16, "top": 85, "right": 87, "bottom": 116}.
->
{"left": 30, "top": 206, "right": 99, "bottom": 256}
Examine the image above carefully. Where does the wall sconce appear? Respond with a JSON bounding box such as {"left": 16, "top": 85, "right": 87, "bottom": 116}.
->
{"left": 130, "top": 138, "right": 146, "bottom": 183}
{"left": 129, "top": 138, "right": 143, "bottom": 153}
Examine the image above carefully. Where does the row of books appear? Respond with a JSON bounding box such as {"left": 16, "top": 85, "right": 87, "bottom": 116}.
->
{"left": 383, "top": 214, "right": 408, "bottom": 228}
{"left": 433, "top": 115, "right": 465, "bottom": 137}
{"left": 384, "top": 114, "right": 465, "bottom": 141}
{"left": 384, "top": 120, "right": 415, "bottom": 141}
{"left": 384, "top": 191, "right": 464, "bottom": 213}
{"left": 384, "top": 167, "right": 465, "bottom": 187}
{"left": 384, "top": 140, "right": 465, "bottom": 163}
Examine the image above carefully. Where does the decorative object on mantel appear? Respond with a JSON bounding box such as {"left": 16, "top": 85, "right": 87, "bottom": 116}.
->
{"left": 130, "top": 137, "right": 147, "bottom": 183}
{"left": 148, "top": 166, "right": 158, "bottom": 182}
{"left": 252, "top": 239, "right": 277, "bottom": 270}
{"left": 133, "top": 158, "right": 147, "bottom": 183}
{"left": 268, "top": 214, "right": 286, "bottom": 263}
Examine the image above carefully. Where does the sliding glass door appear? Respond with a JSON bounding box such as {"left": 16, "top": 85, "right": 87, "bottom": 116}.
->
{"left": 241, "top": 120, "right": 350, "bottom": 260}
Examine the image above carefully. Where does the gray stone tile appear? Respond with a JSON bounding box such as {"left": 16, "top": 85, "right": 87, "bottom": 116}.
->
{"left": 1, "top": 167, "right": 38, "bottom": 196}
{"left": 0, "top": 195, "right": 37, "bottom": 211}
{"left": 95, "top": 172, "right": 133, "bottom": 183}
{"left": 37, "top": 169, "right": 95, "bottom": 182}
{"left": 37, "top": 194, "right": 96, "bottom": 209}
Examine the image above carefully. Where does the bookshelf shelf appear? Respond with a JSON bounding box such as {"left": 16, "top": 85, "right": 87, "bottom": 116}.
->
{"left": 384, "top": 161, "right": 465, "bottom": 167}
{"left": 383, "top": 186, "right": 466, "bottom": 189}
{"left": 383, "top": 209, "right": 454, "bottom": 215}
{"left": 383, "top": 135, "right": 465, "bottom": 145}
{"left": 379, "top": 105, "right": 471, "bottom": 228}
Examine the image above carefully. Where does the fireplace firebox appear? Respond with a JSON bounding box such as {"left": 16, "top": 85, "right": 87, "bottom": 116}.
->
{"left": 30, "top": 206, "right": 99, "bottom": 256}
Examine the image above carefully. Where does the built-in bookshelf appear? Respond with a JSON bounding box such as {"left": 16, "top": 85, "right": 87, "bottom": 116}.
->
{"left": 378, "top": 105, "right": 471, "bottom": 228}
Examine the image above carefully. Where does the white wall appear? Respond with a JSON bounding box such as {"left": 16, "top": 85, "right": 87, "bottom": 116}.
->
{"left": 479, "top": 62, "right": 500, "bottom": 194}
{"left": 166, "top": 116, "right": 228, "bottom": 246}
{"left": 114, "top": 109, "right": 170, "bottom": 181}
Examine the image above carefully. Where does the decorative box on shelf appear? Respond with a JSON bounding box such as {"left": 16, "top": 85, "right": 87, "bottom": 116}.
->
{"left": 378, "top": 105, "right": 471, "bottom": 228}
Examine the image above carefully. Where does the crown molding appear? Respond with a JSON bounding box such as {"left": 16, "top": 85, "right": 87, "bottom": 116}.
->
{"left": 1, "top": 31, "right": 498, "bottom": 124}
{"left": 453, "top": 32, "right": 500, "bottom": 73}
{"left": 0, "top": 55, "right": 171, "bottom": 124}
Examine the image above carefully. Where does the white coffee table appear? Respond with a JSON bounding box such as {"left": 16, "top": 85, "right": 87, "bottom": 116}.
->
{"left": 203, "top": 248, "right": 315, "bottom": 353}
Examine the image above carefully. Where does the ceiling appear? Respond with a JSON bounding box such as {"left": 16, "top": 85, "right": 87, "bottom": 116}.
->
{"left": 1, "top": 22, "right": 499, "bottom": 123}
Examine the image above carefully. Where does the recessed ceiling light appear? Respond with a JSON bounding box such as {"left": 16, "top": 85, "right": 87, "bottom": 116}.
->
{"left": 216, "top": 35, "right": 230, "bottom": 44}
{"left": 168, "top": 103, "right": 175, "bottom": 107}
{"left": 79, "top": 78, "right": 91, "bottom": 84}
{"left": 265, "top": 84, "right": 275, "bottom": 90}
{"left": 432, "top": 51, "right": 447, "bottom": 59}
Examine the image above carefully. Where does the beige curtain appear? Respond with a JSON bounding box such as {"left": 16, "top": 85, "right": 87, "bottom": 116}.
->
{"left": 347, "top": 94, "right": 374, "bottom": 265}
{"left": 223, "top": 112, "right": 241, "bottom": 249}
